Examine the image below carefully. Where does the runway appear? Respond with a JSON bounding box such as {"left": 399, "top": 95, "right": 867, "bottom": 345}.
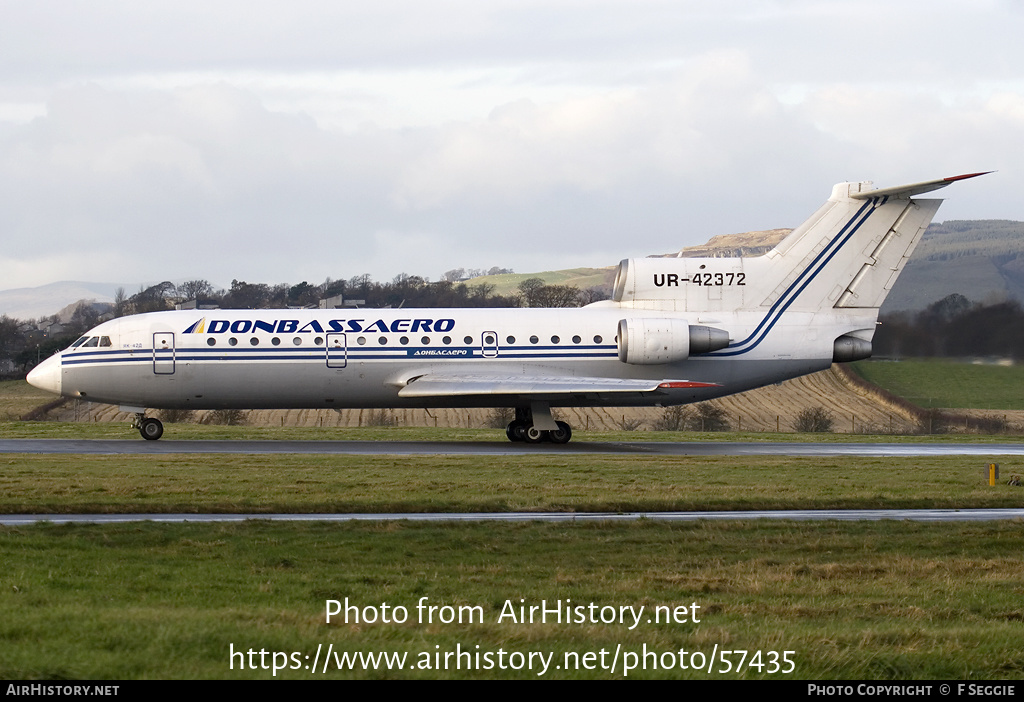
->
{"left": 3, "top": 508, "right": 1024, "bottom": 525}
{"left": 3, "top": 438, "right": 1024, "bottom": 456}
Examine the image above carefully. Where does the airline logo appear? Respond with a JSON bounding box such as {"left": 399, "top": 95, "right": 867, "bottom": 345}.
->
{"left": 183, "top": 317, "right": 456, "bottom": 334}
{"left": 408, "top": 349, "right": 471, "bottom": 357}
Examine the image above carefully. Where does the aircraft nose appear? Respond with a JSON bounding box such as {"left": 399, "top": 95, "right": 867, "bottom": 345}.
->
{"left": 27, "top": 353, "right": 62, "bottom": 396}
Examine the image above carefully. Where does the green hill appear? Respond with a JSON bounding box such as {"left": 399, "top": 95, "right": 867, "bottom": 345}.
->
{"left": 882, "top": 220, "right": 1024, "bottom": 311}
{"left": 467, "top": 267, "right": 615, "bottom": 298}
{"left": 465, "top": 220, "right": 1024, "bottom": 311}
{"left": 852, "top": 358, "right": 1024, "bottom": 410}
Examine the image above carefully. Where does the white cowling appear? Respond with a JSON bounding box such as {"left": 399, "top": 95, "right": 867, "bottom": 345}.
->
{"left": 617, "top": 319, "right": 730, "bottom": 365}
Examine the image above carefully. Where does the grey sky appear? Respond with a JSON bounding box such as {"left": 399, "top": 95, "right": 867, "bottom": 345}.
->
{"left": 0, "top": 1, "right": 1019, "bottom": 291}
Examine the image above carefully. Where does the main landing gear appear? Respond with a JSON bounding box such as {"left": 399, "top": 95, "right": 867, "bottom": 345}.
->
{"left": 504, "top": 404, "right": 572, "bottom": 444}
{"left": 132, "top": 413, "right": 164, "bottom": 441}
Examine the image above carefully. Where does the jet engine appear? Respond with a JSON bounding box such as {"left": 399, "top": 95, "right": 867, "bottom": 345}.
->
{"left": 617, "top": 318, "right": 730, "bottom": 365}
{"left": 832, "top": 334, "right": 872, "bottom": 362}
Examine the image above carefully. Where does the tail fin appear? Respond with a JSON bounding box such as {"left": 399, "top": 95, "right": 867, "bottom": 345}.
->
{"left": 755, "top": 175, "right": 989, "bottom": 312}
{"left": 610, "top": 173, "right": 988, "bottom": 313}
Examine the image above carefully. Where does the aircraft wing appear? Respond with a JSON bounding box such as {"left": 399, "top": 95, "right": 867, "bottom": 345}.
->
{"left": 397, "top": 373, "right": 720, "bottom": 398}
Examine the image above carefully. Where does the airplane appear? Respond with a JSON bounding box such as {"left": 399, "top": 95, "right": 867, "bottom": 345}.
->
{"left": 27, "top": 173, "right": 987, "bottom": 442}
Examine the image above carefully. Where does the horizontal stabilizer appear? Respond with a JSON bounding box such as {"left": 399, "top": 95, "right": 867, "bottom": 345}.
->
{"left": 398, "top": 373, "right": 720, "bottom": 398}
{"left": 850, "top": 172, "right": 991, "bottom": 200}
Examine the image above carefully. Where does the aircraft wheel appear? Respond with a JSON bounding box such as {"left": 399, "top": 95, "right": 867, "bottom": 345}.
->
{"left": 506, "top": 421, "right": 528, "bottom": 442}
{"left": 549, "top": 421, "right": 572, "bottom": 444}
{"left": 139, "top": 417, "right": 164, "bottom": 441}
{"left": 523, "top": 426, "right": 547, "bottom": 443}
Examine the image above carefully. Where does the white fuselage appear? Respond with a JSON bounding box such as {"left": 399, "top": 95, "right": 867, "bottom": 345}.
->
{"left": 35, "top": 304, "right": 862, "bottom": 411}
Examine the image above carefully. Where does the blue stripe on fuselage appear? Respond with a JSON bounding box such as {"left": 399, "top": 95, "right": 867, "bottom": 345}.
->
{"left": 712, "top": 198, "right": 877, "bottom": 357}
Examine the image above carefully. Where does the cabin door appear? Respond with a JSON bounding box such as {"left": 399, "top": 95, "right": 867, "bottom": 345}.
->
{"left": 326, "top": 333, "right": 347, "bottom": 368}
{"left": 153, "top": 332, "right": 175, "bottom": 375}
{"left": 481, "top": 331, "right": 499, "bottom": 358}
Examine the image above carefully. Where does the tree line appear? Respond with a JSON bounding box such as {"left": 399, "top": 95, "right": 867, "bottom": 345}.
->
{"left": 1, "top": 273, "right": 608, "bottom": 376}
{"left": 874, "top": 293, "right": 1024, "bottom": 359}
{"left": 135, "top": 273, "right": 605, "bottom": 312}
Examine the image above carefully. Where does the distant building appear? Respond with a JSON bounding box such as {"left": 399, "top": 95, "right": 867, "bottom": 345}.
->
{"left": 319, "top": 295, "right": 364, "bottom": 309}
{"left": 176, "top": 299, "right": 220, "bottom": 311}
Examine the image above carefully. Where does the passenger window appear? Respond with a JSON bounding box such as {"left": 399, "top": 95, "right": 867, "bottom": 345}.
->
{"left": 229, "top": 338, "right": 238, "bottom": 346}
{"left": 464, "top": 336, "right": 473, "bottom": 344}
{"left": 378, "top": 337, "right": 388, "bottom": 345}
{"left": 421, "top": 336, "right": 430, "bottom": 345}
{"left": 250, "top": 337, "right": 259, "bottom": 346}
{"left": 400, "top": 336, "right": 409, "bottom": 345}
{"left": 207, "top": 338, "right": 216, "bottom": 346}
{"left": 272, "top": 337, "right": 281, "bottom": 346}
{"left": 293, "top": 337, "right": 302, "bottom": 345}
{"left": 594, "top": 335, "right": 603, "bottom": 344}
{"left": 530, "top": 335, "right": 539, "bottom": 344}
{"left": 506, "top": 336, "right": 515, "bottom": 344}
{"left": 572, "top": 335, "right": 581, "bottom": 344}
{"left": 357, "top": 337, "right": 366, "bottom": 345}
{"left": 442, "top": 336, "right": 452, "bottom": 344}
{"left": 550, "top": 336, "right": 560, "bottom": 344}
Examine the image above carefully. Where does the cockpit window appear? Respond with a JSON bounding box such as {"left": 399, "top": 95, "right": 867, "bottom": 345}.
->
{"left": 69, "top": 335, "right": 111, "bottom": 349}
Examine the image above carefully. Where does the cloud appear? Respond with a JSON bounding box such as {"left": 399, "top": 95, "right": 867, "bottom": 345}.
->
{"left": 0, "top": 3, "right": 1021, "bottom": 289}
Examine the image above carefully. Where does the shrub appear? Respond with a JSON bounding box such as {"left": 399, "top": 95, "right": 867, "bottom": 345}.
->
{"left": 970, "top": 415, "right": 1009, "bottom": 434}
{"left": 916, "top": 409, "right": 949, "bottom": 435}
{"left": 364, "top": 409, "right": 398, "bottom": 427}
{"left": 616, "top": 416, "right": 644, "bottom": 431}
{"left": 688, "top": 403, "right": 730, "bottom": 432}
{"left": 201, "top": 409, "right": 247, "bottom": 425}
{"left": 793, "top": 407, "right": 835, "bottom": 433}
{"left": 651, "top": 406, "right": 691, "bottom": 431}
{"left": 159, "top": 408, "right": 195, "bottom": 424}
{"left": 484, "top": 407, "right": 514, "bottom": 429}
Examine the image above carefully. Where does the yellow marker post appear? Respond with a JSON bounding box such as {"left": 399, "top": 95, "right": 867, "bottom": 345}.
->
{"left": 988, "top": 463, "right": 999, "bottom": 486}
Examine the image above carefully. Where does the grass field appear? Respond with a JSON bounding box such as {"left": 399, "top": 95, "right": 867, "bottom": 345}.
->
{"left": 852, "top": 359, "right": 1024, "bottom": 410}
{"left": 3, "top": 378, "right": 1024, "bottom": 679}
{"left": 2, "top": 520, "right": 1023, "bottom": 679}
{"left": 2, "top": 453, "right": 1024, "bottom": 514}
{"left": 2, "top": 448, "right": 1024, "bottom": 679}
{"left": 0, "top": 380, "right": 57, "bottom": 420}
